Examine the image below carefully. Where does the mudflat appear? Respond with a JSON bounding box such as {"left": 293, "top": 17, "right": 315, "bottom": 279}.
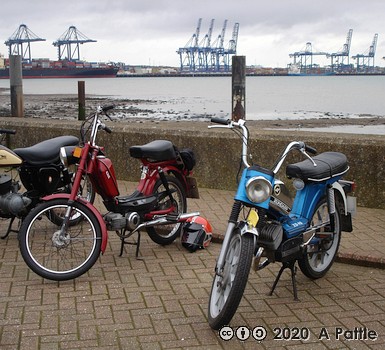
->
{"left": 1, "top": 93, "right": 384, "bottom": 131}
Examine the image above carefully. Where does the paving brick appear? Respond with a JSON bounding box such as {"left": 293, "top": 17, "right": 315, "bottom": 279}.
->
{"left": 1, "top": 182, "right": 385, "bottom": 348}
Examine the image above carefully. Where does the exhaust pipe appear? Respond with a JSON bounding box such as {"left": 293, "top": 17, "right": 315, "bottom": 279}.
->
{"left": 132, "top": 211, "right": 200, "bottom": 234}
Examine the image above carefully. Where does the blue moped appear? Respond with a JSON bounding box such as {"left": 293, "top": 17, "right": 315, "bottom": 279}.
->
{"left": 207, "top": 118, "right": 356, "bottom": 330}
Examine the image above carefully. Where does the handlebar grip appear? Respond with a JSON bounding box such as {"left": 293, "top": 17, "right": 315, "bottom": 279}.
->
{"left": 102, "top": 105, "right": 114, "bottom": 112}
{"left": 0, "top": 128, "right": 16, "bottom": 135}
{"left": 104, "top": 125, "right": 112, "bottom": 134}
{"left": 210, "top": 117, "right": 230, "bottom": 125}
{"left": 305, "top": 144, "right": 317, "bottom": 154}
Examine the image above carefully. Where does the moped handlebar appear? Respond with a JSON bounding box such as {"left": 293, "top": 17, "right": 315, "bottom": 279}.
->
{"left": 0, "top": 128, "right": 16, "bottom": 135}
{"left": 101, "top": 124, "right": 112, "bottom": 134}
{"left": 210, "top": 117, "right": 230, "bottom": 125}
{"left": 209, "top": 118, "right": 250, "bottom": 167}
{"left": 209, "top": 117, "right": 318, "bottom": 173}
{"left": 102, "top": 105, "right": 114, "bottom": 112}
{"left": 305, "top": 144, "right": 317, "bottom": 155}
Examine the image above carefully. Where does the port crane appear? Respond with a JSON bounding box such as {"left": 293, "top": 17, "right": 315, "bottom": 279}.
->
{"left": 4, "top": 24, "right": 45, "bottom": 63}
{"left": 53, "top": 26, "right": 96, "bottom": 61}
{"left": 210, "top": 19, "right": 228, "bottom": 71}
{"left": 177, "top": 19, "right": 239, "bottom": 73}
{"left": 289, "top": 42, "right": 329, "bottom": 74}
{"left": 176, "top": 18, "right": 202, "bottom": 72}
{"left": 198, "top": 19, "right": 215, "bottom": 71}
{"left": 329, "top": 29, "right": 353, "bottom": 72}
{"left": 224, "top": 22, "right": 239, "bottom": 69}
{"left": 352, "top": 34, "right": 378, "bottom": 73}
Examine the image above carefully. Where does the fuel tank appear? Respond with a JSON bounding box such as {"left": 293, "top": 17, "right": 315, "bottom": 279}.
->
{"left": 0, "top": 145, "right": 22, "bottom": 166}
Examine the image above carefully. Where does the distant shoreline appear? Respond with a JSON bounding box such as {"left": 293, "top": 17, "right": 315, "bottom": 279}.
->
{"left": 1, "top": 93, "right": 385, "bottom": 133}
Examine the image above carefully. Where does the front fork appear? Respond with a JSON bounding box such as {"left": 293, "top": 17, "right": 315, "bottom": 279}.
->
{"left": 215, "top": 201, "right": 242, "bottom": 273}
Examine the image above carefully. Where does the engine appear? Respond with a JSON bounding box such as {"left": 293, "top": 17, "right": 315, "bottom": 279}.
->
{"left": 104, "top": 211, "right": 141, "bottom": 231}
{"left": 0, "top": 174, "right": 32, "bottom": 216}
{"left": 0, "top": 193, "right": 32, "bottom": 216}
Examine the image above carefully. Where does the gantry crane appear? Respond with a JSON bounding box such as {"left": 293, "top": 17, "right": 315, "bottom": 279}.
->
{"left": 329, "top": 29, "right": 353, "bottom": 72}
{"left": 177, "top": 18, "right": 202, "bottom": 72}
{"left": 198, "top": 19, "right": 215, "bottom": 71}
{"left": 352, "top": 34, "right": 378, "bottom": 73}
{"left": 223, "top": 22, "right": 239, "bottom": 69}
{"left": 4, "top": 24, "right": 46, "bottom": 63}
{"left": 53, "top": 26, "right": 96, "bottom": 61}
{"left": 210, "top": 19, "right": 228, "bottom": 71}
{"left": 177, "top": 19, "right": 239, "bottom": 73}
{"left": 289, "top": 42, "right": 329, "bottom": 74}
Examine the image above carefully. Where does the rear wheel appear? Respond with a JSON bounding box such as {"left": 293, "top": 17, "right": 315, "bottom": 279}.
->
{"left": 298, "top": 198, "right": 341, "bottom": 279}
{"left": 146, "top": 175, "right": 187, "bottom": 245}
{"left": 208, "top": 230, "right": 254, "bottom": 330}
{"left": 18, "top": 198, "right": 102, "bottom": 281}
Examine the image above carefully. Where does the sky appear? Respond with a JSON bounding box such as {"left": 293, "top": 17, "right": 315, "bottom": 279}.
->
{"left": 1, "top": 0, "right": 385, "bottom": 68}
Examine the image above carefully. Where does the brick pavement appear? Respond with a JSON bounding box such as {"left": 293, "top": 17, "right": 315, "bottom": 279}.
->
{"left": 0, "top": 182, "right": 384, "bottom": 349}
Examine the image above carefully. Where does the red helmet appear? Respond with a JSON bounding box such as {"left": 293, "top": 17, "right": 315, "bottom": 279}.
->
{"left": 181, "top": 216, "right": 213, "bottom": 252}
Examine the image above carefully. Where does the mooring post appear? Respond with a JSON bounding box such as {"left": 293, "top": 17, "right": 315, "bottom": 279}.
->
{"left": 9, "top": 55, "right": 24, "bottom": 117}
{"left": 231, "top": 55, "right": 246, "bottom": 121}
{"left": 78, "top": 81, "right": 86, "bottom": 120}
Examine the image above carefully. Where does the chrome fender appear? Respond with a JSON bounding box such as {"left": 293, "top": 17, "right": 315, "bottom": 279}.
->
{"left": 42, "top": 194, "right": 108, "bottom": 254}
{"left": 332, "top": 182, "right": 348, "bottom": 215}
{"left": 239, "top": 220, "right": 259, "bottom": 237}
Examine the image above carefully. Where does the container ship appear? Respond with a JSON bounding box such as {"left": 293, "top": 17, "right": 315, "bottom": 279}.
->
{"left": 0, "top": 55, "right": 118, "bottom": 79}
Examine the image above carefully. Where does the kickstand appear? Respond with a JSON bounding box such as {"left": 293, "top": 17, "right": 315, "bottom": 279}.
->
{"left": 1, "top": 217, "right": 17, "bottom": 240}
{"left": 119, "top": 231, "right": 142, "bottom": 260}
{"left": 269, "top": 260, "right": 299, "bottom": 301}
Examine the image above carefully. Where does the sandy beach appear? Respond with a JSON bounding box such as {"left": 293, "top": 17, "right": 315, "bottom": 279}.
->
{"left": 1, "top": 91, "right": 385, "bottom": 131}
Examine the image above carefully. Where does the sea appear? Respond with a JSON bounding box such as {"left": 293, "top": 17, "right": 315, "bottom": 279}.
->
{"left": 1, "top": 75, "right": 385, "bottom": 133}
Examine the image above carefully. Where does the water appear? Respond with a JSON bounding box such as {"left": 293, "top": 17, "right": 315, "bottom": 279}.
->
{"left": 1, "top": 75, "right": 385, "bottom": 121}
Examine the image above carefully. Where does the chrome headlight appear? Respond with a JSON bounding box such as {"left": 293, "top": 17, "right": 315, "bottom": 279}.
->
{"left": 60, "top": 146, "right": 69, "bottom": 167}
{"left": 246, "top": 176, "right": 273, "bottom": 203}
{"left": 60, "top": 146, "right": 80, "bottom": 167}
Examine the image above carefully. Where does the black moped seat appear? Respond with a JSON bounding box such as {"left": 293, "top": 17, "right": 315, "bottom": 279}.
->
{"left": 286, "top": 152, "right": 349, "bottom": 182}
{"left": 129, "top": 140, "right": 176, "bottom": 161}
{"left": 14, "top": 136, "right": 79, "bottom": 165}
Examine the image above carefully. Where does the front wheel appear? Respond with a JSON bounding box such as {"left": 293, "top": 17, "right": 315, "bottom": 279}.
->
{"left": 146, "top": 175, "right": 187, "bottom": 245}
{"left": 208, "top": 231, "right": 254, "bottom": 330}
{"left": 18, "top": 198, "right": 102, "bottom": 281}
{"left": 298, "top": 198, "right": 341, "bottom": 279}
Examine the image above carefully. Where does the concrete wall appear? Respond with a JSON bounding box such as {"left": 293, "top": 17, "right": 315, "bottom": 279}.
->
{"left": 1, "top": 116, "right": 384, "bottom": 209}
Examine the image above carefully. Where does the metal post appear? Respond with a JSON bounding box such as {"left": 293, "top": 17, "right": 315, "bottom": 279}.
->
{"left": 9, "top": 55, "right": 24, "bottom": 117}
{"left": 231, "top": 55, "right": 246, "bottom": 121}
{"left": 78, "top": 81, "right": 86, "bottom": 120}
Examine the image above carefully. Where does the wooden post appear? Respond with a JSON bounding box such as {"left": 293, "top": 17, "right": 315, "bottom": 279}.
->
{"left": 9, "top": 55, "right": 24, "bottom": 117}
{"left": 231, "top": 56, "right": 246, "bottom": 121}
{"left": 78, "top": 81, "right": 86, "bottom": 120}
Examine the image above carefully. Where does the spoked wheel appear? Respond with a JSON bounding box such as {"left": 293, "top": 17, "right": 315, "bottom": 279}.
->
{"left": 298, "top": 198, "right": 341, "bottom": 279}
{"left": 18, "top": 199, "right": 102, "bottom": 281}
{"left": 146, "top": 175, "right": 187, "bottom": 245}
{"left": 208, "top": 231, "right": 254, "bottom": 330}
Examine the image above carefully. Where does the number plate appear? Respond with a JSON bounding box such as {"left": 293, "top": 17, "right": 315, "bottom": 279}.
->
{"left": 247, "top": 210, "right": 259, "bottom": 228}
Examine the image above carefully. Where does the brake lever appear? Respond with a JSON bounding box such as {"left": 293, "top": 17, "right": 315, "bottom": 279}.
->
{"left": 300, "top": 148, "right": 317, "bottom": 167}
{"left": 104, "top": 112, "right": 113, "bottom": 121}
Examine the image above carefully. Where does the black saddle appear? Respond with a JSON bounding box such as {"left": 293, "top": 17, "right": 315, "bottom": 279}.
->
{"left": 286, "top": 152, "right": 348, "bottom": 182}
{"left": 14, "top": 136, "right": 79, "bottom": 165}
{"left": 129, "top": 140, "right": 176, "bottom": 161}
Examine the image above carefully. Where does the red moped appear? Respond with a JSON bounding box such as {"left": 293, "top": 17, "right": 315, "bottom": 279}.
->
{"left": 18, "top": 105, "right": 199, "bottom": 280}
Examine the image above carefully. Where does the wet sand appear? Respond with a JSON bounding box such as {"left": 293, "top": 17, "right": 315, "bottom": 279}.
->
{"left": 1, "top": 92, "right": 385, "bottom": 131}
